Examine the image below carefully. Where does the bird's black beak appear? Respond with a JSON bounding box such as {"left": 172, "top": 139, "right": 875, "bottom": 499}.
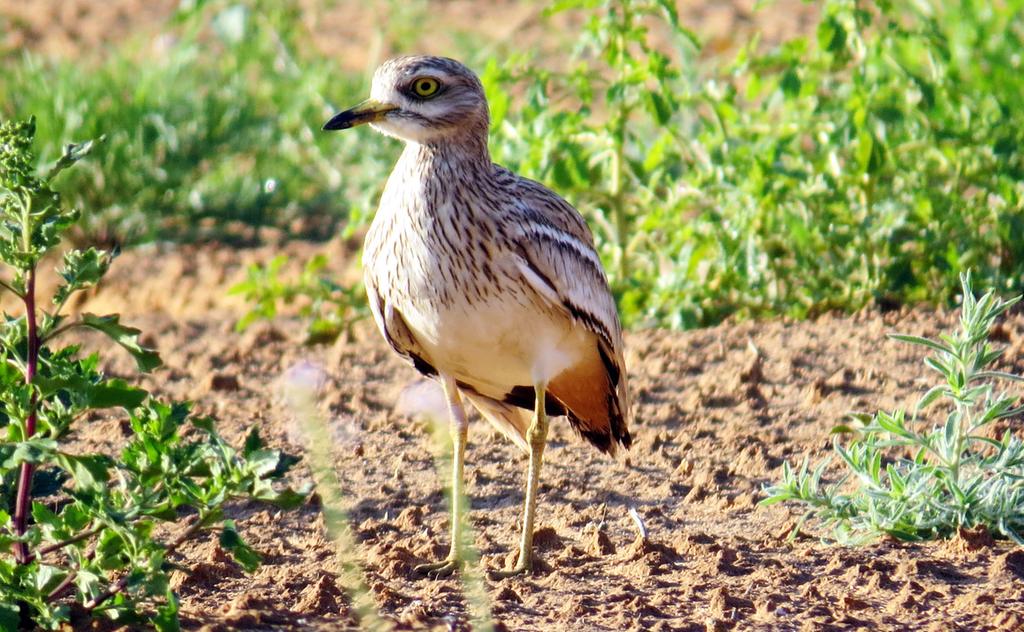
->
{"left": 322, "top": 99, "right": 398, "bottom": 131}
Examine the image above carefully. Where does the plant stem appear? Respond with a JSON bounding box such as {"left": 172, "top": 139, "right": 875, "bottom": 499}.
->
{"left": 0, "top": 277, "right": 21, "bottom": 297}
{"left": 285, "top": 377, "right": 391, "bottom": 632}
{"left": 46, "top": 541, "right": 98, "bottom": 603}
{"left": 46, "top": 572, "right": 78, "bottom": 604}
{"left": 13, "top": 266, "right": 40, "bottom": 564}
{"left": 33, "top": 524, "right": 104, "bottom": 562}
{"left": 610, "top": 3, "right": 630, "bottom": 283}
{"left": 950, "top": 400, "right": 970, "bottom": 487}
{"left": 40, "top": 319, "right": 83, "bottom": 344}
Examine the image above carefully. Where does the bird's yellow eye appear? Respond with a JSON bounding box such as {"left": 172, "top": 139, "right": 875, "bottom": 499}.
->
{"left": 411, "top": 77, "right": 441, "bottom": 98}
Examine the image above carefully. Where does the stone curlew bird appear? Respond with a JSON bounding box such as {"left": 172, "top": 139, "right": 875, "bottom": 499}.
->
{"left": 323, "top": 56, "right": 632, "bottom": 577}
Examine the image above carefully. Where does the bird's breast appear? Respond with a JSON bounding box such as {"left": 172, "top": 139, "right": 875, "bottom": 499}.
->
{"left": 363, "top": 196, "right": 583, "bottom": 391}
{"left": 365, "top": 197, "right": 494, "bottom": 307}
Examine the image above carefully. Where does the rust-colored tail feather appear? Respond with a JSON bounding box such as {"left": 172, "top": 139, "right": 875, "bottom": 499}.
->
{"left": 548, "top": 340, "right": 632, "bottom": 455}
{"left": 467, "top": 337, "right": 632, "bottom": 456}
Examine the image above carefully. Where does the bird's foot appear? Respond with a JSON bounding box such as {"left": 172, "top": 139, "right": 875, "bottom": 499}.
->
{"left": 489, "top": 556, "right": 532, "bottom": 579}
{"left": 414, "top": 556, "right": 462, "bottom": 579}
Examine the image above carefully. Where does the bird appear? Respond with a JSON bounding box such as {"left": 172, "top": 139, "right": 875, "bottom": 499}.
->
{"left": 323, "top": 55, "right": 632, "bottom": 578}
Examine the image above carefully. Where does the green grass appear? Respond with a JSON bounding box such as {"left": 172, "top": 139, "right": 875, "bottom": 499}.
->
{"left": 0, "top": 1, "right": 396, "bottom": 244}
{"left": 2, "top": 0, "right": 1022, "bottom": 329}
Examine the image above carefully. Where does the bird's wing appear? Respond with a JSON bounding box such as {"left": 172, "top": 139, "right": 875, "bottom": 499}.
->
{"left": 505, "top": 175, "right": 633, "bottom": 448}
{"left": 507, "top": 176, "right": 624, "bottom": 354}
{"left": 510, "top": 173, "right": 597, "bottom": 248}
{"left": 364, "top": 275, "right": 438, "bottom": 378}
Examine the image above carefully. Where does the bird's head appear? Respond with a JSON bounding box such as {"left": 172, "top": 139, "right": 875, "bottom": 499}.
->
{"left": 323, "top": 56, "right": 489, "bottom": 145}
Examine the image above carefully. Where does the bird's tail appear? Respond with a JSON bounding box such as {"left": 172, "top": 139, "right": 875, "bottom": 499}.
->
{"left": 546, "top": 338, "right": 632, "bottom": 456}
{"left": 461, "top": 391, "right": 530, "bottom": 453}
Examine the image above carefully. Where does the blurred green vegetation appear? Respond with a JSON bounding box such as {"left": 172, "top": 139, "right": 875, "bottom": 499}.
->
{"left": 487, "top": 0, "right": 1024, "bottom": 327}
{"left": 0, "top": 1, "right": 397, "bottom": 244}
{"left": 1, "top": 0, "right": 1022, "bottom": 329}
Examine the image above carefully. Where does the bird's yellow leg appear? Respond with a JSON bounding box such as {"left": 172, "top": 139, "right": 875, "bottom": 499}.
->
{"left": 493, "top": 382, "right": 549, "bottom": 578}
{"left": 415, "top": 375, "right": 468, "bottom": 578}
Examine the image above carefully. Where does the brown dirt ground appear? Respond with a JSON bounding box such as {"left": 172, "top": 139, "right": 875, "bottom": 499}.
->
{"left": 31, "top": 240, "right": 1024, "bottom": 631}
{"left": 6, "top": 2, "right": 1024, "bottom": 631}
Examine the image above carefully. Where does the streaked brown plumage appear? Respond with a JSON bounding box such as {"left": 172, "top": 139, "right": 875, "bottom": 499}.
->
{"left": 324, "top": 55, "right": 631, "bottom": 577}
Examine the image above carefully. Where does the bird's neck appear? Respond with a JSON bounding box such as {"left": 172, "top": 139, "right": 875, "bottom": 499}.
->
{"left": 398, "top": 134, "right": 492, "bottom": 183}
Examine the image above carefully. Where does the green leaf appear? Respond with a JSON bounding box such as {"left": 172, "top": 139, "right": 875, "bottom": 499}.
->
{"left": 242, "top": 427, "right": 263, "bottom": 457}
{"left": 973, "top": 371, "right": 1024, "bottom": 383}
{"left": 925, "top": 356, "right": 951, "bottom": 377}
{"left": 645, "top": 91, "right": 672, "bottom": 125}
{"left": 44, "top": 137, "right": 101, "bottom": 184}
{"left": 817, "top": 16, "right": 846, "bottom": 53}
{"left": 80, "top": 313, "right": 162, "bottom": 372}
{"left": 35, "top": 375, "right": 148, "bottom": 410}
{"left": 52, "top": 247, "right": 115, "bottom": 308}
{"left": 0, "top": 603, "right": 20, "bottom": 632}
{"left": 95, "top": 530, "right": 126, "bottom": 570}
{"left": 31, "top": 502, "right": 61, "bottom": 528}
{"left": 62, "top": 502, "right": 90, "bottom": 531}
{"left": 35, "top": 564, "right": 66, "bottom": 594}
{"left": 943, "top": 413, "right": 959, "bottom": 453}
{"left": 152, "top": 587, "right": 181, "bottom": 632}
{"left": 877, "top": 410, "right": 911, "bottom": 438}
{"left": 142, "top": 502, "right": 178, "bottom": 521}
{"left": 75, "top": 569, "right": 104, "bottom": 601}
{"left": 888, "top": 334, "right": 954, "bottom": 356}
{"left": 246, "top": 449, "right": 284, "bottom": 478}
{"left": 86, "top": 382, "right": 148, "bottom": 409}
{"left": 55, "top": 453, "right": 112, "bottom": 493}
{"left": 4, "top": 438, "right": 58, "bottom": 467}
{"left": 252, "top": 487, "right": 307, "bottom": 510}
{"left": 758, "top": 493, "right": 792, "bottom": 506}
{"left": 780, "top": 68, "right": 801, "bottom": 97}
{"left": 915, "top": 384, "right": 948, "bottom": 413}
{"left": 855, "top": 129, "right": 874, "bottom": 175}
{"left": 219, "top": 520, "right": 261, "bottom": 572}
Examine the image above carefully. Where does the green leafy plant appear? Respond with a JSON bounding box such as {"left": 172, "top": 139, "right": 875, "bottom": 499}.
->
{"left": 484, "top": 0, "right": 1024, "bottom": 327}
{"left": 0, "top": 117, "right": 304, "bottom": 629}
{"left": 763, "top": 273, "right": 1024, "bottom": 544}
{"left": 230, "top": 253, "right": 368, "bottom": 344}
